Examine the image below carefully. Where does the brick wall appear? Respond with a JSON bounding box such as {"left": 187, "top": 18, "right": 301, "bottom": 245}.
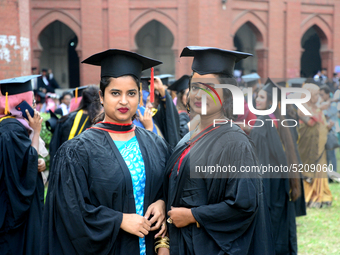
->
{"left": 0, "top": 0, "right": 31, "bottom": 80}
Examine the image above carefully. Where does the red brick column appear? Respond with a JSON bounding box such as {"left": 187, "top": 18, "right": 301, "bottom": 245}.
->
{"left": 80, "top": 0, "right": 103, "bottom": 85}
{"left": 268, "top": 0, "right": 285, "bottom": 79}
{"left": 286, "top": 1, "right": 301, "bottom": 78}
{"left": 108, "top": 0, "right": 129, "bottom": 49}
{"left": 334, "top": 1, "right": 340, "bottom": 75}
{"left": 256, "top": 48, "right": 268, "bottom": 79}
{"left": 0, "top": 0, "right": 31, "bottom": 79}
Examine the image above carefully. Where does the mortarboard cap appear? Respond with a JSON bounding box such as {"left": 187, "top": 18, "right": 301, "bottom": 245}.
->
{"left": 0, "top": 75, "right": 41, "bottom": 96}
{"left": 46, "top": 110, "right": 59, "bottom": 133}
{"left": 69, "top": 86, "right": 88, "bottom": 97}
{"left": 155, "top": 74, "right": 174, "bottom": 86}
{"left": 81, "top": 49, "right": 162, "bottom": 80}
{"left": 288, "top": 78, "right": 307, "bottom": 87}
{"left": 140, "top": 74, "right": 174, "bottom": 89}
{"left": 242, "top": 73, "right": 260, "bottom": 83}
{"left": 168, "top": 75, "right": 190, "bottom": 93}
{"left": 180, "top": 46, "right": 252, "bottom": 76}
{"left": 263, "top": 78, "right": 282, "bottom": 101}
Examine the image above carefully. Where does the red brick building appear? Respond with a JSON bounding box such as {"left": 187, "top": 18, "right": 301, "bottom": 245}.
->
{"left": 1, "top": 0, "right": 340, "bottom": 88}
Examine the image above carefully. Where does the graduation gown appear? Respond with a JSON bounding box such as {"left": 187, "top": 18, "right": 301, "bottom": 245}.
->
{"left": 40, "top": 125, "right": 172, "bottom": 255}
{"left": 153, "top": 90, "right": 181, "bottom": 148}
{"left": 287, "top": 111, "right": 307, "bottom": 217}
{"left": 250, "top": 115, "right": 298, "bottom": 255}
{"left": 0, "top": 118, "right": 44, "bottom": 255}
{"left": 165, "top": 123, "right": 275, "bottom": 255}
{"left": 178, "top": 111, "right": 190, "bottom": 139}
{"left": 49, "top": 110, "right": 91, "bottom": 168}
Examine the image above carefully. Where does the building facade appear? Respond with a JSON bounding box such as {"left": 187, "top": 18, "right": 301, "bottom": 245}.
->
{"left": 1, "top": 0, "right": 340, "bottom": 88}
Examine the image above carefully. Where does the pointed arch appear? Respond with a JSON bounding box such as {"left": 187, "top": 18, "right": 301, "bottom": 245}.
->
{"left": 301, "top": 14, "right": 331, "bottom": 49}
{"left": 130, "top": 9, "right": 177, "bottom": 51}
{"left": 232, "top": 10, "right": 266, "bottom": 48}
{"left": 32, "top": 10, "right": 81, "bottom": 51}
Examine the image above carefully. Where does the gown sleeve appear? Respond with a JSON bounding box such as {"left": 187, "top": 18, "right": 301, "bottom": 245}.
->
{"left": 153, "top": 90, "right": 181, "bottom": 148}
{"left": 249, "top": 127, "right": 272, "bottom": 208}
{"left": 0, "top": 120, "right": 39, "bottom": 230}
{"left": 42, "top": 139, "right": 123, "bottom": 255}
{"left": 190, "top": 140, "right": 260, "bottom": 252}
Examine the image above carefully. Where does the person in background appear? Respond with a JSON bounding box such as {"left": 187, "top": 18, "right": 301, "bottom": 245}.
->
{"left": 37, "top": 68, "right": 59, "bottom": 93}
{"left": 57, "top": 91, "right": 72, "bottom": 116}
{"left": 314, "top": 70, "right": 322, "bottom": 83}
{"left": 48, "top": 85, "right": 102, "bottom": 169}
{"left": 321, "top": 68, "right": 328, "bottom": 84}
{"left": 0, "top": 75, "right": 45, "bottom": 255}
{"left": 250, "top": 78, "right": 301, "bottom": 255}
{"left": 167, "top": 75, "right": 190, "bottom": 138}
{"left": 298, "top": 83, "right": 333, "bottom": 208}
{"left": 319, "top": 85, "right": 338, "bottom": 172}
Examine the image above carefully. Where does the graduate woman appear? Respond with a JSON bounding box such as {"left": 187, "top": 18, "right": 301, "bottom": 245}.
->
{"left": 41, "top": 50, "right": 172, "bottom": 255}
{"left": 0, "top": 75, "right": 45, "bottom": 255}
{"left": 165, "top": 46, "right": 275, "bottom": 255}
{"left": 167, "top": 75, "right": 190, "bottom": 138}
{"left": 250, "top": 79, "right": 301, "bottom": 255}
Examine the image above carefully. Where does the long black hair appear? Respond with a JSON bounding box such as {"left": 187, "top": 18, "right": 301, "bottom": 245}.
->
{"left": 59, "top": 85, "right": 102, "bottom": 124}
{"left": 265, "top": 89, "right": 301, "bottom": 201}
{"left": 93, "top": 75, "right": 140, "bottom": 123}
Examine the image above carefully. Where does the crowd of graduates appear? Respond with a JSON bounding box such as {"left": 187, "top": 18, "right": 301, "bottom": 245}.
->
{"left": 0, "top": 46, "right": 339, "bottom": 255}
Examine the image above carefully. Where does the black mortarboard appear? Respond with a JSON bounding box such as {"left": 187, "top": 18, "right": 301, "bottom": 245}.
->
{"left": 180, "top": 46, "right": 252, "bottom": 76}
{"left": 288, "top": 78, "right": 307, "bottom": 87}
{"left": 0, "top": 75, "right": 40, "bottom": 95}
{"left": 69, "top": 86, "right": 88, "bottom": 97}
{"left": 155, "top": 74, "right": 174, "bottom": 86}
{"left": 81, "top": 49, "right": 162, "bottom": 80}
{"left": 168, "top": 75, "right": 190, "bottom": 93}
{"left": 46, "top": 110, "right": 59, "bottom": 133}
{"left": 140, "top": 74, "right": 174, "bottom": 89}
{"left": 263, "top": 78, "right": 282, "bottom": 101}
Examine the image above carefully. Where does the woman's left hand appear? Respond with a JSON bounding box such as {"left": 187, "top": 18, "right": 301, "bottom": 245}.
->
{"left": 167, "top": 207, "right": 196, "bottom": 228}
{"left": 38, "top": 158, "right": 46, "bottom": 172}
{"left": 144, "top": 199, "right": 166, "bottom": 237}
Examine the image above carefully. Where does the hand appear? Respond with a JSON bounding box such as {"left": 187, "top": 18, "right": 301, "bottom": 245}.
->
{"left": 27, "top": 109, "right": 43, "bottom": 134}
{"left": 38, "top": 158, "right": 46, "bottom": 172}
{"left": 158, "top": 247, "right": 170, "bottom": 255}
{"left": 153, "top": 77, "right": 166, "bottom": 98}
{"left": 144, "top": 199, "right": 166, "bottom": 238}
{"left": 167, "top": 207, "right": 196, "bottom": 228}
{"left": 138, "top": 109, "right": 154, "bottom": 132}
{"left": 120, "top": 213, "right": 151, "bottom": 238}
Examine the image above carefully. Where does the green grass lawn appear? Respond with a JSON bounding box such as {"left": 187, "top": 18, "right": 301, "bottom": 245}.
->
{"left": 297, "top": 148, "right": 340, "bottom": 255}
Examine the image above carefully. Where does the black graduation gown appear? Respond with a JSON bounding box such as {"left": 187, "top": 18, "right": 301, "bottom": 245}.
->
{"left": 0, "top": 118, "right": 44, "bottom": 255}
{"left": 165, "top": 123, "right": 275, "bottom": 255}
{"left": 250, "top": 115, "right": 298, "bottom": 255}
{"left": 153, "top": 90, "right": 181, "bottom": 148}
{"left": 40, "top": 125, "right": 172, "bottom": 255}
{"left": 49, "top": 111, "right": 91, "bottom": 168}
{"left": 178, "top": 111, "right": 190, "bottom": 139}
{"left": 287, "top": 112, "right": 307, "bottom": 217}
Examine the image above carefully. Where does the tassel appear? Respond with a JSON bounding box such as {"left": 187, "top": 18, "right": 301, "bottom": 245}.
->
{"left": 140, "top": 82, "right": 143, "bottom": 106}
{"left": 75, "top": 87, "right": 78, "bottom": 103}
{"left": 150, "top": 67, "right": 154, "bottom": 103}
{"left": 286, "top": 82, "right": 289, "bottom": 88}
{"left": 4, "top": 92, "right": 9, "bottom": 115}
